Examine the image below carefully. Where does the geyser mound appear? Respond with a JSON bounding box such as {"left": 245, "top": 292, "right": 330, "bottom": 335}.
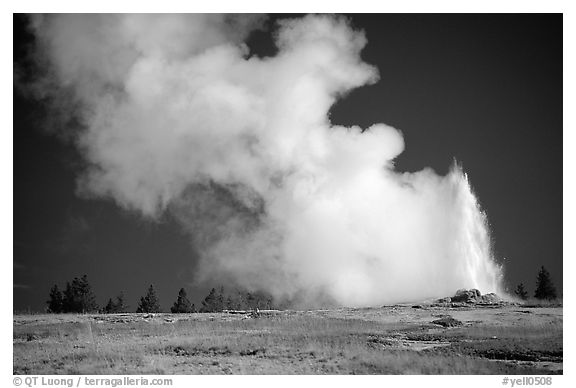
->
{"left": 434, "top": 288, "right": 505, "bottom": 306}
{"left": 26, "top": 14, "right": 504, "bottom": 307}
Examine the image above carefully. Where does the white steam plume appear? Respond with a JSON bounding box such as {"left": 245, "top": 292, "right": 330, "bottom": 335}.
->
{"left": 28, "top": 14, "right": 503, "bottom": 306}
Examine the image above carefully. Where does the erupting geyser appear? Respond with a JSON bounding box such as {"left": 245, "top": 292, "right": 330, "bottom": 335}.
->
{"left": 27, "top": 14, "right": 504, "bottom": 307}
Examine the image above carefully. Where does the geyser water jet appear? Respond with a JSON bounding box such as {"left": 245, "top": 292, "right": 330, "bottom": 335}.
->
{"left": 27, "top": 14, "right": 504, "bottom": 307}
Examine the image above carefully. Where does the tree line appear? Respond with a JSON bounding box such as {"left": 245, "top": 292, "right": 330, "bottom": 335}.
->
{"left": 46, "top": 276, "right": 274, "bottom": 314}
{"left": 514, "top": 266, "right": 559, "bottom": 301}
{"left": 46, "top": 265, "right": 559, "bottom": 313}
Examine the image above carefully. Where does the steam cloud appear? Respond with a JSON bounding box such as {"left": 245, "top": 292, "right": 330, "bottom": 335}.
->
{"left": 27, "top": 14, "right": 504, "bottom": 306}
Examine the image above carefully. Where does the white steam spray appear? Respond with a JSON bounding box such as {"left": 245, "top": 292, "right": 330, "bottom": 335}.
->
{"left": 28, "top": 14, "right": 503, "bottom": 306}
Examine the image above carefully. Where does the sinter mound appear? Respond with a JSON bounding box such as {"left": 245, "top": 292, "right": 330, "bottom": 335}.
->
{"left": 435, "top": 289, "right": 503, "bottom": 305}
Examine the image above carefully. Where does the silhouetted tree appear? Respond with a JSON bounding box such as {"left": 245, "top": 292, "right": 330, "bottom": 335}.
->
{"left": 136, "top": 285, "right": 161, "bottom": 313}
{"left": 225, "top": 295, "right": 234, "bottom": 310}
{"left": 534, "top": 266, "right": 557, "bottom": 300}
{"left": 77, "top": 275, "right": 99, "bottom": 312}
{"left": 235, "top": 290, "right": 247, "bottom": 310}
{"left": 253, "top": 290, "right": 273, "bottom": 310}
{"left": 216, "top": 286, "right": 225, "bottom": 311}
{"left": 197, "top": 287, "right": 275, "bottom": 312}
{"left": 225, "top": 291, "right": 244, "bottom": 310}
{"left": 61, "top": 275, "right": 98, "bottom": 313}
{"left": 514, "top": 283, "right": 528, "bottom": 300}
{"left": 200, "top": 288, "right": 219, "bottom": 312}
{"left": 103, "top": 292, "right": 127, "bottom": 313}
{"left": 47, "top": 285, "right": 63, "bottom": 313}
{"left": 170, "top": 288, "right": 194, "bottom": 313}
{"left": 113, "top": 292, "right": 127, "bottom": 313}
{"left": 62, "top": 282, "right": 74, "bottom": 313}
{"left": 104, "top": 298, "right": 115, "bottom": 314}
{"left": 246, "top": 292, "right": 256, "bottom": 310}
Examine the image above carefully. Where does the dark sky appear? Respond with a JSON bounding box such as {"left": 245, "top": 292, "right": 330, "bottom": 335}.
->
{"left": 13, "top": 14, "right": 562, "bottom": 312}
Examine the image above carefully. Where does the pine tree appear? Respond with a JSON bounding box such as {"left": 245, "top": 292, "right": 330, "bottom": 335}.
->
{"left": 514, "top": 283, "right": 528, "bottom": 300}
{"left": 61, "top": 275, "right": 98, "bottom": 313}
{"left": 47, "top": 285, "right": 63, "bottom": 313}
{"left": 246, "top": 292, "right": 256, "bottom": 310}
{"left": 534, "top": 266, "right": 558, "bottom": 300}
{"left": 235, "top": 290, "right": 246, "bottom": 310}
{"left": 114, "top": 292, "right": 127, "bottom": 313}
{"left": 225, "top": 295, "right": 234, "bottom": 311}
{"left": 104, "top": 298, "right": 115, "bottom": 314}
{"left": 253, "top": 290, "right": 273, "bottom": 310}
{"left": 216, "top": 286, "right": 225, "bottom": 311}
{"left": 76, "top": 275, "right": 98, "bottom": 313}
{"left": 62, "top": 282, "right": 74, "bottom": 313}
{"left": 136, "top": 297, "right": 146, "bottom": 313}
{"left": 136, "top": 285, "right": 161, "bottom": 313}
{"left": 170, "top": 288, "right": 194, "bottom": 313}
{"left": 103, "top": 292, "right": 127, "bottom": 313}
{"left": 200, "top": 288, "right": 219, "bottom": 312}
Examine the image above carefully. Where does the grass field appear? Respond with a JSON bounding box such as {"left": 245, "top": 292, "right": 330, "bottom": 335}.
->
{"left": 13, "top": 304, "right": 562, "bottom": 374}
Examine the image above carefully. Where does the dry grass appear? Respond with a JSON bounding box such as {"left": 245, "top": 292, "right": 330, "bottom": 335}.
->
{"left": 13, "top": 306, "right": 563, "bottom": 375}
